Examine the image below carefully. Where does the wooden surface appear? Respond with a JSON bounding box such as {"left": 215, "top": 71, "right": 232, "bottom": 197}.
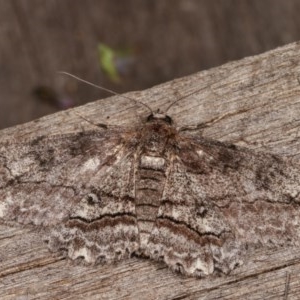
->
{"left": 2, "top": 42, "right": 300, "bottom": 299}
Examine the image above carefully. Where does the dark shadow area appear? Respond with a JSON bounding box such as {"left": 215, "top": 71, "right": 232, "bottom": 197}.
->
{"left": 1, "top": 0, "right": 300, "bottom": 128}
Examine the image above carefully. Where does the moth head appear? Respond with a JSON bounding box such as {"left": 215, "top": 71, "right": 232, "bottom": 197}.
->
{"left": 146, "top": 112, "right": 173, "bottom": 125}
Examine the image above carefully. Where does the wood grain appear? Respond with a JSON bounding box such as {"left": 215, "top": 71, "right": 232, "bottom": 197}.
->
{"left": 1, "top": 41, "right": 300, "bottom": 299}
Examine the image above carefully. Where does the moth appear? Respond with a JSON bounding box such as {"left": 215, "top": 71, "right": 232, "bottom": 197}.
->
{"left": 1, "top": 79, "right": 300, "bottom": 278}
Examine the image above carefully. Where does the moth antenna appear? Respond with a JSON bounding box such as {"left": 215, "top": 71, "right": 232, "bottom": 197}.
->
{"left": 58, "top": 71, "right": 153, "bottom": 114}
{"left": 165, "top": 86, "right": 207, "bottom": 113}
{"left": 72, "top": 110, "right": 108, "bottom": 130}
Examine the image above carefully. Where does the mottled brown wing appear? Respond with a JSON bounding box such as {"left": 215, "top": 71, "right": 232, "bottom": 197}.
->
{"left": 0, "top": 129, "right": 140, "bottom": 263}
{"left": 147, "top": 135, "right": 300, "bottom": 277}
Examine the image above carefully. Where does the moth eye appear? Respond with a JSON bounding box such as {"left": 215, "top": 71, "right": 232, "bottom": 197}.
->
{"left": 146, "top": 114, "right": 154, "bottom": 122}
{"left": 164, "top": 115, "right": 173, "bottom": 124}
{"left": 86, "top": 193, "right": 100, "bottom": 205}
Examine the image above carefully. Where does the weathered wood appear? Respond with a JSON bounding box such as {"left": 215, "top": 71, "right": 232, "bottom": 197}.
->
{"left": 1, "top": 42, "right": 300, "bottom": 299}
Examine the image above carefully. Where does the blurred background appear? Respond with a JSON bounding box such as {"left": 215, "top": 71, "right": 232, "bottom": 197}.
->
{"left": 1, "top": 0, "right": 300, "bottom": 129}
